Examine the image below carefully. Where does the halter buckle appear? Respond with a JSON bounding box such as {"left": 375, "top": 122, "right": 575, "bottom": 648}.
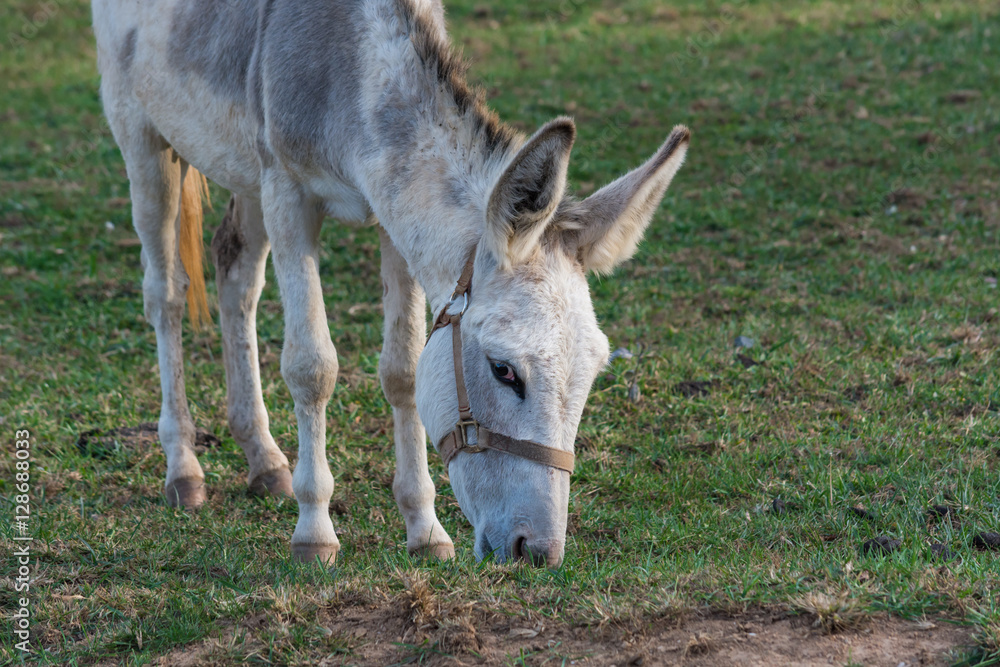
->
{"left": 456, "top": 418, "right": 485, "bottom": 453}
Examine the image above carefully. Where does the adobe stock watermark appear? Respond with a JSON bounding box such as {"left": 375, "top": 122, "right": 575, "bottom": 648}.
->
{"left": 573, "top": 110, "right": 629, "bottom": 180}
{"left": 11, "top": 429, "right": 33, "bottom": 655}
{"left": 669, "top": 0, "right": 749, "bottom": 72}
{"left": 543, "top": 0, "right": 750, "bottom": 66}
{"left": 877, "top": 0, "right": 926, "bottom": 38}
{"left": 3, "top": 0, "right": 70, "bottom": 54}
{"left": 857, "top": 123, "right": 963, "bottom": 225}
{"left": 543, "top": 0, "right": 588, "bottom": 29}
{"left": 56, "top": 65, "right": 184, "bottom": 177}
{"left": 713, "top": 83, "right": 832, "bottom": 200}
{"left": 5, "top": 0, "right": 243, "bottom": 53}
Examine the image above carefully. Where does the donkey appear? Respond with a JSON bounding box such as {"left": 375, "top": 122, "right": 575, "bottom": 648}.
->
{"left": 92, "top": 0, "right": 689, "bottom": 567}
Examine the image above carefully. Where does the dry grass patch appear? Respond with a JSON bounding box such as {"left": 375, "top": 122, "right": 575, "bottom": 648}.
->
{"left": 793, "top": 590, "right": 867, "bottom": 635}
{"left": 398, "top": 569, "right": 482, "bottom": 653}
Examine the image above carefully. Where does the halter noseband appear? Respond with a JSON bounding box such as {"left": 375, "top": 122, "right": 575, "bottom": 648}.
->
{"left": 425, "top": 250, "right": 575, "bottom": 474}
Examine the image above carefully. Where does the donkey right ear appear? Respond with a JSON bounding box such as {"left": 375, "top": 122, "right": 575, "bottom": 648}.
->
{"left": 571, "top": 125, "right": 690, "bottom": 274}
{"left": 485, "top": 117, "right": 576, "bottom": 269}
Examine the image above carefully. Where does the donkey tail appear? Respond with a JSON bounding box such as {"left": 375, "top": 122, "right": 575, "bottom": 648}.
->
{"left": 179, "top": 168, "right": 211, "bottom": 329}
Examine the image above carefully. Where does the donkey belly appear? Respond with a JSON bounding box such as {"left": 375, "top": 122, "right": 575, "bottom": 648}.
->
{"left": 94, "top": 0, "right": 264, "bottom": 195}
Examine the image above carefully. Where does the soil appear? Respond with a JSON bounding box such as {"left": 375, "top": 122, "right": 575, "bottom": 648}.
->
{"left": 315, "top": 604, "right": 972, "bottom": 666}
{"left": 138, "top": 598, "right": 978, "bottom": 666}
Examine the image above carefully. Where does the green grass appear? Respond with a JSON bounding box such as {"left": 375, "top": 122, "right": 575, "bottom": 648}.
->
{"left": 1, "top": 0, "right": 999, "bottom": 664}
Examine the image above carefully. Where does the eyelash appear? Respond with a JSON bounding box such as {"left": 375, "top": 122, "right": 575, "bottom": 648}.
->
{"left": 490, "top": 360, "right": 525, "bottom": 399}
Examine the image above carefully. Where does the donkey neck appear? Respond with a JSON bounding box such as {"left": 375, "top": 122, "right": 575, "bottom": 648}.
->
{"left": 352, "top": 0, "right": 524, "bottom": 313}
{"left": 362, "top": 127, "right": 521, "bottom": 314}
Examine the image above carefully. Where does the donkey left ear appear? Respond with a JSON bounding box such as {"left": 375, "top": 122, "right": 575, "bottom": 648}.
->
{"left": 571, "top": 125, "right": 690, "bottom": 274}
{"left": 485, "top": 117, "right": 576, "bottom": 268}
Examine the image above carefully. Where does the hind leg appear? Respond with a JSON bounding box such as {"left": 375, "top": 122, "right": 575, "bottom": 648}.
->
{"left": 212, "top": 195, "right": 293, "bottom": 497}
{"left": 119, "top": 133, "right": 205, "bottom": 508}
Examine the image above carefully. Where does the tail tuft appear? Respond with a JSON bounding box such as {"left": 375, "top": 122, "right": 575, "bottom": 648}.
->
{"left": 179, "top": 169, "right": 211, "bottom": 330}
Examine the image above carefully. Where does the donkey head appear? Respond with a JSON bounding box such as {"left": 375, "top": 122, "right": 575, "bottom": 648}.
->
{"left": 416, "top": 118, "right": 689, "bottom": 567}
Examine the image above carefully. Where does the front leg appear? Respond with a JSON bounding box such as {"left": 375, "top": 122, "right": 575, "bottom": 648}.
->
{"left": 378, "top": 227, "right": 455, "bottom": 559}
{"left": 261, "top": 173, "right": 339, "bottom": 564}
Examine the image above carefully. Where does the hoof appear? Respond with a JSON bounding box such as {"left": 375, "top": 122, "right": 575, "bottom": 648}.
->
{"left": 292, "top": 543, "right": 339, "bottom": 565}
{"left": 409, "top": 542, "right": 456, "bottom": 561}
{"left": 165, "top": 477, "right": 207, "bottom": 509}
{"left": 249, "top": 467, "right": 294, "bottom": 499}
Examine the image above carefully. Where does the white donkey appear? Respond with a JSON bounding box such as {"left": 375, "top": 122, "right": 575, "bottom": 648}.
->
{"left": 92, "top": 0, "right": 689, "bottom": 567}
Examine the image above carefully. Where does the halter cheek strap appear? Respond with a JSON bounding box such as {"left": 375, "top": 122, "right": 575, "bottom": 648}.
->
{"left": 426, "top": 251, "right": 575, "bottom": 475}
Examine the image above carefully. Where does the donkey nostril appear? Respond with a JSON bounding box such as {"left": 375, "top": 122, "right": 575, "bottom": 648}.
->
{"left": 512, "top": 535, "right": 528, "bottom": 562}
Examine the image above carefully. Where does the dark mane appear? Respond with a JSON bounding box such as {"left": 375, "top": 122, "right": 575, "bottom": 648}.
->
{"left": 394, "top": 0, "right": 518, "bottom": 157}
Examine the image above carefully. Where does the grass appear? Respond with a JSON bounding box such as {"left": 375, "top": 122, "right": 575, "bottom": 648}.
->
{"left": 1, "top": 0, "right": 999, "bottom": 664}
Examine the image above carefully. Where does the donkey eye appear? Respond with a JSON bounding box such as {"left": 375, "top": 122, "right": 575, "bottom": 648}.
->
{"left": 490, "top": 360, "right": 525, "bottom": 399}
{"left": 491, "top": 361, "right": 516, "bottom": 382}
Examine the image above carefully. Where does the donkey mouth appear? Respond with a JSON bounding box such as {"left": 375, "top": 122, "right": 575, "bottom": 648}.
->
{"left": 474, "top": 529, "right": 562, "bottom": 567}
{"left": 475, "top": 532, "right": 496, "bottom": 561}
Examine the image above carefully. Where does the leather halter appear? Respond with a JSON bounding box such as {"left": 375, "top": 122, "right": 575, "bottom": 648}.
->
{"left": 426, "top": 251, "right": 575, "bottom": 474}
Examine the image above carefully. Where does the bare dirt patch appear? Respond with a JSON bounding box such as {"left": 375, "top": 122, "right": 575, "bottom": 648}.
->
{"left": 289, "top": 602, "right": 973, "bottom": 666}
{"left": 653, "top": 612, "right": 972, "bottom": 667}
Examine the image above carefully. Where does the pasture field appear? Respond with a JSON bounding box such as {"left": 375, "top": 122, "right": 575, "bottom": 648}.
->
{"left": 1, "top": 0, "right": 999, "bottom": 664}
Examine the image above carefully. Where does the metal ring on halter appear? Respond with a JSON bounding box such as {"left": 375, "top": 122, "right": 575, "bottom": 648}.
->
{"left": 450, "top": 291, "right": 469, "bottom": 317}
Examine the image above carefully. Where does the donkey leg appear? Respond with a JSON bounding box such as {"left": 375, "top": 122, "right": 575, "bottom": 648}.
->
{"left": 212, "top": 195, "right": 293, "bottom": 498}
{"left": 378, "top": 227, "right": 455, "bottom": 559}
{"left": 261, "top": 174, "right": 339, "bottom": 564}
{"left": 126, "top": 147, "right": 205, "bottom": 508}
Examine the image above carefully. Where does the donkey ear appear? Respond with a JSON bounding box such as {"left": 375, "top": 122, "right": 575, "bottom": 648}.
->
{"left": 485, "top": 117, "right": 576, "bottom": 268}
{"left": 572, "top": 125, "right": 690, "bottom": 274}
